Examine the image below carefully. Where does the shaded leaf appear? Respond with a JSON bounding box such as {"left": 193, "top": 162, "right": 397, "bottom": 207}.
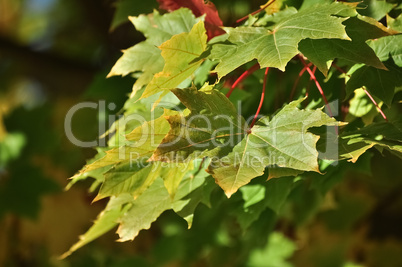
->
{"left": 318, "top": 118, "right": 402, "bottom": 162}
{"left": 236, "top": 177, "right": 294, "bottom": 230}
{"left": 369, "top": 34, "right": 402, "bottom": 67}
{"left": 357, "top": 0, "right": 394, "bottom": 21}
{"left": 346, "top": 61, "right": 402, "bottom": 107}
{"left": 299, "top": 16, "right": 389, "bottom": 76}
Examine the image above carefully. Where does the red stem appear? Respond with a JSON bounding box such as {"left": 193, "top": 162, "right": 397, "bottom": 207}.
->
{"left": 299, "top": 56, "right": 333, "bottom": 117}
{"left": 331, "top": 63, "right": 347, "bottom": 75}
{"left": 289, "top": 63, "right": 312, "bottom": 101}
{"left": 332, "top": 63, "right": 388, "bottom": 121}
{"left": 363, "top": 88, "right": 388, "bottom": 121}
{"left": 236, "top": 0, "right": 276, "bottom": 24}
{"left": 250, "top": 67, "right": 269, "bottom": 129}
{"left": 305, "top": 65, "right": 316, "bottom": 99}
{"left": 226, "top": 63, "right": 260, "bottom": 98}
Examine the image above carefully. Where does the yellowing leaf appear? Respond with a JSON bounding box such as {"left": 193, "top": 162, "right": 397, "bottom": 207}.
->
{"left": 108, "top": 8, "right": 200, "bottom": 95}
{"left": 150, "top": 86, "right": 247, "bottom": 162}
{"left": 70, "top": 110, "right": 175, "bottom": 179}
{"left": 140, "top": 21, "right": 208, "bottom": 99}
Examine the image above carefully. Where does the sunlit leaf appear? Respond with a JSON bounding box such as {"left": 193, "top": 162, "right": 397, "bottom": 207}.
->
{"left": 207, "top": 98, "right": 340, "bottom": 197}
{"left": 108, "top": 9, "right": 200, "bottom": 94}
{"left": 210, "top": 2, "right": 354, "bottom": 77}
{"left": 150, "top": 85, "right": 247, "bottom": 162}
{"left": 140, "top": 21, "right": 208, "bottom": 99}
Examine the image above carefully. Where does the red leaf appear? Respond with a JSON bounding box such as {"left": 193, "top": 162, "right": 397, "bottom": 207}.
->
{"left": 157, "top": 0, "right": 225, "bottom": 40}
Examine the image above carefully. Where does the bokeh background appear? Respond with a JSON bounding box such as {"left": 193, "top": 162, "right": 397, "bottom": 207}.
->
{"left": 1, "top": 0, "right": 402, "bottom": 266}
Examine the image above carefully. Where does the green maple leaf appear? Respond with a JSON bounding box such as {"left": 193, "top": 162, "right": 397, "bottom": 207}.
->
{"left": 97, "top": 160, "right": 193, "bottom": 201}
{"left": 299, "top": 16, "right": 390, "bottom": 76}
{"left": 318, "top": 118, "right": 402, "bottom": 162}
{"left": 210, "top": 2, "right": 354, "bottom": 77}
{"left": 346, "top": 61, "right": 402, "bottom": 107}
{"left": 74, "top": 109, "right": 195, "bottom": 201}
{"left": 150, "top": 85, "right": 247, "bottom": 162}
{"left": 357, "top": 0, "right": 395, "bottom": 21}
{"left": 207, "top": 98, "right": 340, "bottom": 197}
{"left": 108, "top": 9, "right": 200, "bottom": 94}
{"left": 369, "top": 34, "right": 402, "bottom": 67}
{"left": 117, "top": 164, "right": 210, "bottom": 241}
{"left": 140, "top": 20, "right": 208, "bottom": 99}
{"left": 70, "top": 110, "right": 174, "bottom": 179}
{"left": 64, "top": 161, "right": 212, "bottom": 255}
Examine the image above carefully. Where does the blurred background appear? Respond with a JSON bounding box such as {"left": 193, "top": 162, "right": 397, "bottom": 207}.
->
{"left": 0, "top": 0, "right": 268, "bottom": 266}
{"left": 1, "top": 0, "right": 402, "bottom": 266}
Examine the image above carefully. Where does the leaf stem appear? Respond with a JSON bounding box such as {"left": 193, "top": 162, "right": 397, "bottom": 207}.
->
{"left": 235, "top": 0, "right": 276, "bottom": 24}
{"left": 363, "top": 88, "right": 388, "bottom": 121}
{"left": 250, "top": 67, "right": 269, "bottom": 129}
{"left": 289, "top": 63, "right": 312, "bottom": 101}
{"left": 299, "top": 55, "right": 333, "bottom": 117}
{"left": 331, "top": 63, "right": 347, "bottom": 75}
{"left": 305, "top": 65, "right": 316, "bottom": 99}
{"left": 226, "top": 63, "right": 260, "bottom": 98}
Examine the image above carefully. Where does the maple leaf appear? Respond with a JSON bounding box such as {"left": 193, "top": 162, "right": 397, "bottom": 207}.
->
{"left": 157, "top": 0, "right": 225, "bottom": 40}
{"left": 64, "top": 160, "right": 213, "bottom": 256}
{"left": 140, "top": 21, "right": 208, "bottom": 99}
{"left": 149, "top": 85, "right": 247, "bottom": 162}
{"left": 346, "top": 61, "right": 402, "bottom": 107}
{"left": 70, "top": 110, "right": 175, "bottom": 179}
{"left": 369, "top": 34, "right": 402, "bottom": 67}
{"left": 318, "top": 118, "right": 402, "bottom": 163}
{"left": 207, "top": 98, "right": 340, "bottom": 198}
{"left": 117, "top": 164, "right": 211, "bottom": 241}
{"left": 108, "top": 9, "right": 200, "bottom": 95}
{"left": 299, "top": 16, "right": 390, "bottom": 76}
{"left": 210, "top": 2, "right": 354, "bottom": 78}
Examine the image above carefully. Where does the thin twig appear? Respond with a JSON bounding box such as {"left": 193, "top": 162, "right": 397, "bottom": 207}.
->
{"left": 299, "top": 55, "right": 333, "bottom": 117}
{"left": 363, "top": 88, "right": 388, "bottom": 121}
{"left": 289, "top": 63, "right": 312, "bottom": 101}
{"left": 226, "top": 63, "right": 260, "bottom": 98}
{"left": 332, "top": 63, "right": 388, "bottom": 121}
{"left": 250, "top": 67, "right": 269, "bottom": 129}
